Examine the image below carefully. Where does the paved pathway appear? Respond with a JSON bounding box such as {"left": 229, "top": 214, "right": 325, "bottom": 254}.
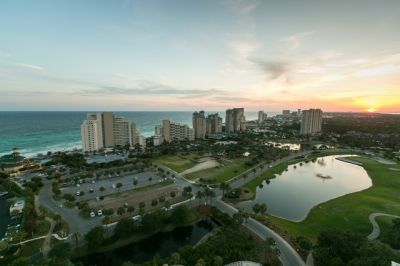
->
{"left": 367, "top": 212, "right": 400, "bottom": 240}
{"left": 42, "top": 217, "right": 55, "bottom": 258}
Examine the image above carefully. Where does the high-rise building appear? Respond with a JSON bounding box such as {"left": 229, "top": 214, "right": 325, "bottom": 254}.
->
{"left": 114, "top": 116, "right": 131, "bottom": 147}
{"left": 192, "top": 111, "right": 207, "bottom": 139}
{"left": 258, "top": 111, "right": 267, "bottom": 124}
{"left": 156, "top": 120, "right": 195, "bottom": 142}
{"left": 101, "top": 112, "right": 115, "bottom": 148}
{"left": 81, "top": 112, "right": 144, "bottom": 152}
{"left": 300, "top": 109, "right": 323, "bottom": 135}
{"left": 81, "top": 116, "right": 103, "bottom": 153}
{"left": 282, "top": 110, "right": 291, "bottom": 116}
{"left": 225, "top": 108, "right": 246, "bottom": 132}
{"left": 206, "top": 113, "right": 222, "bottom": 135}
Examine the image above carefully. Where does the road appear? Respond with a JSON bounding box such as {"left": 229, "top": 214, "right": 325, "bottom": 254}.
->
{"left": 367, "top": 212, "right": 400, "bottom": 240}
{"left": 158, "top": 151, "right": 311, "bottom": 266}
{"left": 213, "top": 199, "right": 305, "bottom": 266}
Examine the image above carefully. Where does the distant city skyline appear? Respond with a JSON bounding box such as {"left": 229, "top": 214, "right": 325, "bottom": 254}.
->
{"left": 1, "top": 0, "right": 399, "bottom": 112}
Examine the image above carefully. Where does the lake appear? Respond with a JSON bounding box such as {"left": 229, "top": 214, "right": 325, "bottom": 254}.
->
{"left": 238, "top": 155, "right": 372, "bottom": 221}
{"left": 74, "top": 218, "right": 216, "bottom": 265}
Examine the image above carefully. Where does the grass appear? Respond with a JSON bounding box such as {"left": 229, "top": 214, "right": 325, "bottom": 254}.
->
{"left": 19, "top": 239, "right": 44, "bottom": 257}
{"left": 263, "top": 156, "right": 400, "bottom": 242}
{"left": 185, "top": 158, "right": 249, "bottom": 183}
{"left": 376, "top": 215, "right": 399, "bottom": 243}
{"left": 153, "top": 154, "right": 198, "bottom": 172}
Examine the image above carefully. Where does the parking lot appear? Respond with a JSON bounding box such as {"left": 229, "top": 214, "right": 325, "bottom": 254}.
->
{"left": 60, "top": 171, "right": 166, "bottom": 202}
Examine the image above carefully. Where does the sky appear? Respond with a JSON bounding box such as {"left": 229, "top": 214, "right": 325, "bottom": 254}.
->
{"left": 0, "top": 0, "right": 399, "bottom": 112}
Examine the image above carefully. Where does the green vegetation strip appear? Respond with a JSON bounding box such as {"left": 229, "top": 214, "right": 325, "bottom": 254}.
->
{"left": 266, "top": 157, "right": 400, "bottom": 242}
{"left": 107, "top": 179, "right": 174, "bottom": 199}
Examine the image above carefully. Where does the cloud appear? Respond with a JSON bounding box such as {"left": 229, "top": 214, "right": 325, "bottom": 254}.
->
{"left": 79, "top": 82, "right": 224, "bottom": 97}
{"left": 17, "top": 63, "right": 44, "bottom": 71}
{"left": 284, "top": 31, "right": 315, "bottom": 49}
{"left": 0, "top": 50, "right": 11, "bottom": 57}
{"left": 251, "top": 59, "right": 292, "bottom": 80}
{"left": 224, "top": 0, "right": 258, "bottom": 15}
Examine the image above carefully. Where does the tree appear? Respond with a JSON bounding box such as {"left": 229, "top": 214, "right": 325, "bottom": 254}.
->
{"left": 232, "top": 211, "right": 244, "bottom": 227}
{"left": 169, "top": 205, "right": 191, "bottom": 225}
{"left": 85, "top": 226, "right": 105, "bottom": 249}
{"left": 116, "top": 182, "right": 123, "bottom": 192}
{"left": 72, "top": 232, "right": 81, "bottom": 248}
{"left": 170, "top": 191, "right": 176, "bottom": 198}
{"left": 196, "top": 191, "right": 204, "bottom": 206}
{"left": 171, "top": 252, "right": 181, "bottom": 265}
{"left": 148, "top": 177, "right": 153, "bottom": 183}
{"left": 219, "top": 182, "right": 230, "bottom": 197}
{"left": 259, "top": 203, "right": 267, "bottom": 216}
{"left": 133, "top": 179, "right": 138, "bottom": 187}
{"left": 263, "top": 237, "right": 276, "bottom": 263}
{"left": 99, "top": 186, "right": 105, "bottom": 195}
{"left": 252, "top": 203, "right": 260, "bottom": 214}
{"left": 117, "top": 206, "right": 126, "bottom": 215}
{"left": 214, "top": 256, "right": 223, "bottom": 266}
{"left": 127, "top": 206, "right": 135, "bottom": 213}
{"left": 48, "top": 242, "right": 71, "bottom": 260}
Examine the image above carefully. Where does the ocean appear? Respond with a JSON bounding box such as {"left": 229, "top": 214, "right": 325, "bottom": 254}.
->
{"left": 0, "top": 111, "right": 270, "bottom": 158}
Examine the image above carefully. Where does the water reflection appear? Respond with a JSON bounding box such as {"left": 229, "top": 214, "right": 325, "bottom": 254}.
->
{"left": 74, "top": 219, "right": 215, "bottom": 266}
{"left": 238, "top": 155, "right": 372, "bottom": 221}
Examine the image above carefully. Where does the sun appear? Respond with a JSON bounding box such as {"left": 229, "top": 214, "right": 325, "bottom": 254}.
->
{"left": 367, "top": 108, "right": 376, "bottom": 113}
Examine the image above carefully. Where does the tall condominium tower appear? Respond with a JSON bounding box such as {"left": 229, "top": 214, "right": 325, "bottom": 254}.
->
{"left": 81, "top": 114, "right": 104, "bottom": 153}
{"left": 101, "top": 112, "right": 115, "bottom": 148}
{"left": 225, "top": 108, "right": 246, "bottom": 132}
{"left": 113, "top": 116, "right": 131, "bottom": 147}
{"left": 192, "top": 111, "right": 207, "bottom": 139}
{"left": 300, "top": 109, "right": 323, "bottom": 135}
{"left": 158, "top": 120, "right": 194, "bottom": 142}
{"left": 81, "top": 112, "right": 144, "bottom": 152}
{"left": 258, "top": 111, "right": 267, "bottom": 124}
{"left": 206, "top": 113, "right": 222, "bottom": 135}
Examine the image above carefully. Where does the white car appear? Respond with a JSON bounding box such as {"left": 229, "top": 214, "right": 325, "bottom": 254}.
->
{"left": 112, "top": 184, "right": 116, "bottom": 189}
{"left": 76, "top": 191, "right": 80, "bottom": 196}
{"left": 90, "top": 211, "right": 95, "bottom": 218}
{"left": 97, "top": 210, "right": 103, "bottom": 216}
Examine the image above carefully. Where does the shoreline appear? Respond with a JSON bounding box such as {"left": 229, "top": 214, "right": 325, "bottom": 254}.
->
{"left": 335, "top": 156, "right": 363, "bottom": 166}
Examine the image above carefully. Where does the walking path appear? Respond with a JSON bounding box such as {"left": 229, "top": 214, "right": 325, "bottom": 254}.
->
{"left": 42, "top": 217, "right": 55, "bottom": 258}
{"left": 367, "top": 212, "right": 400, "bottom": 240}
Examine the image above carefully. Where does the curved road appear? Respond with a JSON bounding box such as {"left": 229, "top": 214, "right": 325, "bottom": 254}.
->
{"left": 367, "top": 212, "right": 400, "bottom": 240}
{"left": 158, "top": 151, "right": 310, "bottom": 266}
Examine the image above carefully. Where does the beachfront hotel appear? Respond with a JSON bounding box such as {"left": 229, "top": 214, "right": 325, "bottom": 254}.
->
{"left": 81, "top": 112, "right": 145, "bottom": 152}
{"left": 154, "top": 120, "right": 195, "bottom": 144}
{"left": 300, "top": 109, "right": 323, "bottom": 135}
{"left": 225, "top": 108, "right": 246, "bottom": 132}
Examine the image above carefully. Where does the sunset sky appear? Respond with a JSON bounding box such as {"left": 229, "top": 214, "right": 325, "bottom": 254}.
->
{"left": 0, "top": 0, "right": 399, "bottom": 112}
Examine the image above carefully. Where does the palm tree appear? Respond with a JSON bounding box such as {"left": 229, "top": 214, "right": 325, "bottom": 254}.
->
{"left": 259, "top": 203, "right": 267, "bottom": 216}
{"left": 72, "top": 232, "right": 81, "bottom": 248}
{"left": 133, "top": 179, "right": 138, "bottom": 188}
{"left": 116, "top": 182, "right": 123, "bottom": 192}
{"left": 196, "top": 191, "right": 204, "bottom": 206}
{"left": 263, "top": 237, "right": 276, "bottom": 263}
{"left": 99, "top": 186, "right": 105, "bottom": 195}
{"left": 219, "top": 182, "right": 230, "bottom": 197}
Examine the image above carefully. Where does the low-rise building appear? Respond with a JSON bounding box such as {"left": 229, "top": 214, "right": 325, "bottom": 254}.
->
{"left": 9, "top": 198, "right": 25, "bottom": 216}
{"left": 0, "top": 148, "right": 29, "bottom": 173}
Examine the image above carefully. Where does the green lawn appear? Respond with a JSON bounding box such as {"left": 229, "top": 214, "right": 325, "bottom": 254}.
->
{"left": 185, "top": 158, "right": 249, "bottom": 183}
{"left": 376, "top": 215, "right": 397, "bottom": 242}
{"left": 153, "top": 155, "right": 198, "bottom": 173}
{"left": 264, "top": 157, "right": 400, "bottom": 242}
{"left": 20, "top": 239, "right": 44, "bottom": 257}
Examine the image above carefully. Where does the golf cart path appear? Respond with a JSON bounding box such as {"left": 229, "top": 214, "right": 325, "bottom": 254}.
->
{"left": 367, "top": 212, "right": 400, "bottom": 240}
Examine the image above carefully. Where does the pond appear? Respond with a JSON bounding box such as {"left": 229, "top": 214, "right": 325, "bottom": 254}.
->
{"left": 74, "top": 218, "right": 217, "bottom": 266}
{"left": 238, "top": 155, "right": 372, "bottom": 221}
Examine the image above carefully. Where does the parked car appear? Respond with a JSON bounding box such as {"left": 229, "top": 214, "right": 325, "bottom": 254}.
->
{"left": 76, "top": 191, "right": 80, "bottom": 196}
{"left": 90, "top": 211, "right": 95, "bottom": 218}
{"left": 97, "top": 209, "right": 103, "bottom": 216}
{"left": 89, "top": 188, "right": 94, "bottom": 193}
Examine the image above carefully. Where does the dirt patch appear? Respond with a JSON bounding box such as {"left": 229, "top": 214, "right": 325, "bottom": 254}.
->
{"left": 181, "top": 159, "right": 220, "bottom": 175}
